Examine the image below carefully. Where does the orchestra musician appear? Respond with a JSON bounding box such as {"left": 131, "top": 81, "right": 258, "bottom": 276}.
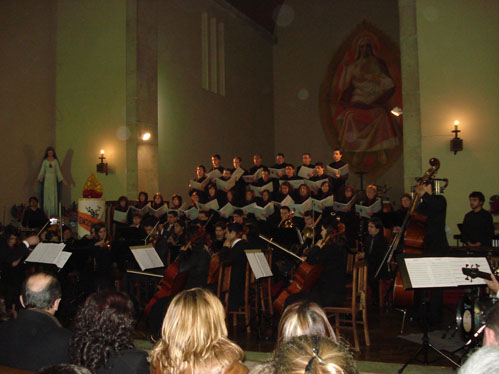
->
{"left": 358, "top": 217, "right": 387, "bottom": 307}
{"left": 21, "top": 196, "right": 48, "bottom": 230}
{"left": 218, "top": 223, "right": 249, "bottom": 311}
{"left": 285, "top": 219, "right": 348, "bottom": 308}
{"left": 414, "top": 179, "right": 449, "bottom": 325}
{"left": 166, "top": 220, "right": 187, "bottom": 262}
{"left": 461, "top": 191, "right": 494, "bottom": 247}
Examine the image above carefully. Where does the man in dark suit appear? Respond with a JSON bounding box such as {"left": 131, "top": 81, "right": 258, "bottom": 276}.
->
{"left": 218, "top": 223, "right": 248, "bottom": 311}
{"left": 0, "top": 272, "right": 72, "bottom": 371}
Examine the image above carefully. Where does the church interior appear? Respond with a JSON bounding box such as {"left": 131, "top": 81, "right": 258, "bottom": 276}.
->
{"left": 0, "top": 0, "right": 498, "bottom": 372}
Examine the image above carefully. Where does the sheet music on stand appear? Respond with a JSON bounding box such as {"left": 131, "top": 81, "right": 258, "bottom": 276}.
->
{"left": 130, "top": 245, "right": 165, "bottom": 271}
{"left": 245, "top": 249, "right": 273, "bottom": 279}
{"left": 26, "top": 243, "right": 71, "bottom": 269}
{"left": 397, "top": 254, "right": 492, "bottom": 289}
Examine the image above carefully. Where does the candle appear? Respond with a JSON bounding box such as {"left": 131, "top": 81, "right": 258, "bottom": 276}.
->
{"left": 453, "top": 120, "right": 459, "bottom": 131}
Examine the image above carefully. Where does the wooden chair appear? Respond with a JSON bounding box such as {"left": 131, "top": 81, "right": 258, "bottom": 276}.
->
{"left": 324, "top": 259, "right": 370, "bottom": 351}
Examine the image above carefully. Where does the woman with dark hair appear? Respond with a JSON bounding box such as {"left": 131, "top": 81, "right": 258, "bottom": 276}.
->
{"left": 69, "top": 290, "right": 149, "bottom": 374}
{"left": 34, "top": 146, "right": 67, "bottom": 217}
{"left": 136, "top": 192, "right": 149, "bottom": 209}
{"left": 114, "top": 196, "right": 131, "bottom": 225}
{"left": 359, "top": 217, "right": 387, "bottom": 307}
{"left": 170, "top": 194, "right": 183, "bottom": 210}
{"left": 151, "top": 193, "right": 166, "bottom": 210}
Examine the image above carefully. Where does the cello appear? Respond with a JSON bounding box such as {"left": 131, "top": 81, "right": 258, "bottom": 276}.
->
{"left": 390, "top": 158, "right": 440, "bottom": 307}
{"left": 261, "top": 222, "right": 346, "bottom": 314}
{"left": 144, "top": 227, "right": 209, "bottom": 316}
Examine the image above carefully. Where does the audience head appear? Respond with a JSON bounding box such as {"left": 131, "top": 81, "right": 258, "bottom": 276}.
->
{"left": 273, "top": 335, "right": 357, "bottom": 374}
{"left": 458, "top": 346, "right": 499, "bottom": 374}
{"left": 21, "top": 272, "right": 61, "bottom": 314}
{"left": 149, "top": 288, "right": 244, "bottom": 374}
{"left": 484, "top": 302, "right": 499, "bottom": 346}
{"left": 277, "top": 301, "right": 336, "bottom": 349}
{"left": 69, "top": 291, "right": 135, "bottom": 372}
{"left": 39, "top": 364, "right": 92, "bottom": 374}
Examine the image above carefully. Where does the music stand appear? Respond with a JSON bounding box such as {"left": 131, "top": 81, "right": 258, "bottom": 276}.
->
{"left": 395, "top": 254, "right": 491, "bottom": 373}
{"left": 245, "top": 249, "right": 273, "bottom": 339}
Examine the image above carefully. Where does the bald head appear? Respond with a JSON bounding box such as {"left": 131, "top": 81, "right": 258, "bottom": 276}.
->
{"left": 21, "top": 272, "right": 61, "bottom": 313}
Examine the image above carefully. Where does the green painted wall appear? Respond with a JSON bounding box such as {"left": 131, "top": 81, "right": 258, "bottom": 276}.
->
{"left": 55, "top": 0, "right": 127, "bottom": 204}
{"left": 416, "top": 0, "right": 499, "bottom": 236}
{"left": 156, "top": 0, "right": 275, "bottom": 200}
{"left": 0, "top": 0, "right": 56, "bottom": 219}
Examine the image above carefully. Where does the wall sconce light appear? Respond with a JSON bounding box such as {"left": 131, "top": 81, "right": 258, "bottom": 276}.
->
{"left": 96, "top": 149, "right": 108, "bottom": 175}
{"left": 390, "top": 107, "right": 403, "bottom": 117}
{"left": 450, "top": 120, "right": 463, "bottom": 155}
{"left": 142, "top": 132, "right": 151, "bottom": 141}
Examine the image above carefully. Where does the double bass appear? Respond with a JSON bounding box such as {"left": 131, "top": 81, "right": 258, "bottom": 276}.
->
{"left": 390, "top": 158, "right": 440, "bottom": 306}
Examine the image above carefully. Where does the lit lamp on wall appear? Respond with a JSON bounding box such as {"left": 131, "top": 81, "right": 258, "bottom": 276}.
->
{"left": 96, "top": 149, "right": 108, "bottom": 175}
{"left": 450, "top": 120, "right": 463, "bottom": 154}
{"left": 142, "top": 132, "right": 151, "bottom": 141}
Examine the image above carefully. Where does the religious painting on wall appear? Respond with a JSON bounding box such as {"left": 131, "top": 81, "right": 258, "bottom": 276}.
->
{"left": 320, "top": 21, "right": 403, "bottom": 177}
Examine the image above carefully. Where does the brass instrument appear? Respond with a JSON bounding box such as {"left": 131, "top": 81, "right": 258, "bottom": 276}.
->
{"left": 302, "top": 214, "right": 323, "bottom": 239}
{"left": 278, "top": 211, "right": 295, "bottom": 229}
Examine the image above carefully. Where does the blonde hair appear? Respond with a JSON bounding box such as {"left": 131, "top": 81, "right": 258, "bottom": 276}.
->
{"left": 276, "top": 301, "right": 336, "bottom": 349}
{"left": 274, "top": 335, "right": 357, "bottom": 374}
{"left": 149, "top": 288, "right": 244, "bottom": 374}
